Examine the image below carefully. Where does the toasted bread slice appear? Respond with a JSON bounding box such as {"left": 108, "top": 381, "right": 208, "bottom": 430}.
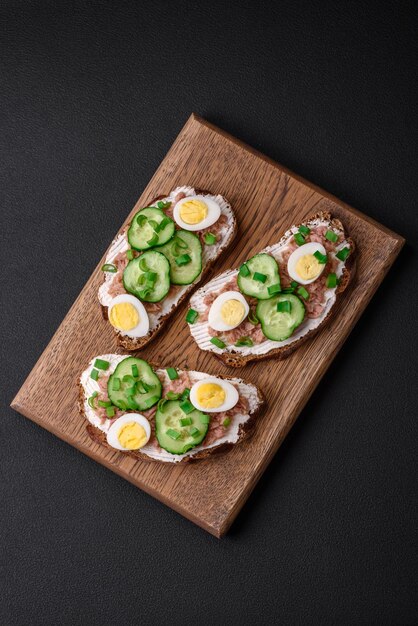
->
{"left": 188, "top": 211, "right": 356, "bottom": 367}
{"left": 79, "top": 354, "right": 265, "bottom": 463}
{"left": 99, "top": 186, "right": 237, "bottom": 350}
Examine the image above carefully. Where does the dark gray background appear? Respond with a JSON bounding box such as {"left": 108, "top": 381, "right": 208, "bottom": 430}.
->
{"left": 1, "top": 1, "right": 417, "bottom": 624}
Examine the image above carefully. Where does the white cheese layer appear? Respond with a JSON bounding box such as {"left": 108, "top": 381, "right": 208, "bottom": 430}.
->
{"left": 80, "top": 354, "right": 261, "bottom": 463}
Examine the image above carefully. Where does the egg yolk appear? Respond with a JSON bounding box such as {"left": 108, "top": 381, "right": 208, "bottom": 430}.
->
{"left": 179, "top": 199, "right": 208, "bottom": 224}
{"left": 295, "top": 254, "right": 322, "bottom": 280}
{"left": 220, "top": 299, "right": 245, "bottom": 326}
{"left": 109, "top": 302, "right": 139, "bottom": 331}
{"left": 196, "top": 383, "right": 226, "bottom": 409}
{"left": 118, "top": 422, "right": 147, "bottom": 450}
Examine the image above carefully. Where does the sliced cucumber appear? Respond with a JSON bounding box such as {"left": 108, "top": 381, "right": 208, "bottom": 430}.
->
{"left": 158, "top": 230, "right": 202, "bottom": 285}
{"left": 108, "top": 357, "right": 162, "bottom": 411}
{"left": 155, "top": 400, "right": 209, "bottom": 455}
{"left": 123, "top": 250, "right": 170, "bottom": 302}
{"left": 237, "top": 253, "right": 281, "bottom": 299}
{"left": 128, "top": 207, "right": 175, "bottom": 251}
{"left": 256, "top": 294, "right": 305, "bottom": 341}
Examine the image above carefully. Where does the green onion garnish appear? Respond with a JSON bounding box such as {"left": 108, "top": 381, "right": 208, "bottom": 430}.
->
{"left": 203, "top": 232, "right": 217, "bottom": 245}
{"left": 94, "top": 358, "right": 109, "bottom": 370}
{"left": 325, "top": 230, "right": 339, "bottom": 243}
{"left": 239, "top": 263, "right": 250, "bottom": 277}
{"left": 87, "top": 392, "right": 98, "bottom": 409}
{"left": 157, "top": 200, "right": 171, "bottom": 210}
{"left": 336, "top": 247, "right": 350, "bottom": 261}
{"left": 144, "top": 271, "right": 157, "bottom": 283}
{"left": 157, "top": 399, "right": 167, "bottom": 412}
{"left": 181, "top": 388, "right": 190, "bottom": 400}
{"left": 166, "top": 391, "right": 180, "bottom": 400}
{"left": 166, "top": 428, "right": 181, "bottom": 440}
{"left": 248, "top": 311, "right": 259, "bottom": 325}
{"left": 267, "top": 283, "right": 281, "bottom": 296}
{"left": 122, "top": 375, "right": 135, "bottom": 385}
{"left": 137, "top": 214, "right": 147, "bottom": 226}
{"left": 281, "top": 287, "right": 295, "bottom": 294}
{"left": 156, "top": 217, "right": 171, "bottom": 232}
{"left": 290, "top": 281, "right": 298, "bottom": 288}
{"left": 294, "top": 233, "right": 305, "bottom": 246}
{"left": 139, "top": 257, "right": 149, "bottom": 272}
{"left": 180, "top": 417, "right": 193, "bottom": 427}
{"left": 297, "top": 286, "right": 310, "bottom": 300}
{"left": 223, "top": 417, "right": 231, "bottom": 427}
{"left": 131, "top": 364, "right": 139, "bottom": 378}
{"left": 138, "top": 288, "right": 152, "bottom": 299}
{"left": 135, "top": 381, "right": 148, "bottom": 395}
{"left": 166, "top": 367, "right": 178, "bottom": 380}
{"left": 299, "top": 225, "right": 311, "bottom": 236}
{"left": 326, "top": 273, "right": 338, "bottom": 288}
{"left": 148, "top": 219, "right": 159, "bottom": 232}
{"left": 186, "top": 309, "right": 199, "bottom": 324}
{"left": 101, "top": 263, "right": 117, "bottom": 273}
{"left": 210, "top": 337, "right": 226, "bottom": 349}
{"left": 127, "top": 397, "right": 139, "bottom": 410}
{"left": 141, "top": 381, "right": 154, "bottom": 392}
{"left": 200, "top": 414, "right": 210, "bottom": 424}
{"left": 126, "top": 386, "right": 136, "bottom": 397}
{"left": 98, "top": 399, "right": 112, "bottom": 408}
{"left": 180, "top": 399, "right": 194, "bottom": 414}
{"left": 175, "top": 254, "right": 192, "bottom": 266}
{"left": 112, "top": 377, "right": 121, "bottom": 391}
{"left": 235, "top": 337, "right": 254, "bottom": 347}
{"left": 126, "top": 249, "right": 135, "bottom": 261}
{"left": 277, "top": 300, "right": 291, "bottom": 313}
{"left": 253, "top": 272, "right": 267, "bottom": 283}
{"left": 90, "top": 368, "right": 99, "bottom": 381}
{"left": 175, "top": 236, "right": 188, "bottom": 249}
{"left": 106, "top": 406, "right": 115, "bottom": 418}
{"left": 313, "top": 250, "right": 328, "bottom": 264}
{"left": 147, "top": 233, "right": 159, "bottom": 247}
{"left": 189, "top": 426, "right": 200, "bottom": 437}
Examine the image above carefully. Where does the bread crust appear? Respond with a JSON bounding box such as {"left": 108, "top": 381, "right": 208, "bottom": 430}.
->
{"left": 78, "top": 372, "right": 265, "bottom": 464}
{"left": 101, "top": 189, "right": 237, "bottom": 350}
{"left": 199, "top": 210, "right": 356, "bottom": 368}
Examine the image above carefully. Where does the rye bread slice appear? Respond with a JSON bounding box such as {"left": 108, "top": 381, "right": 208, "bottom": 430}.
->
{"left": 189, "top": 211, "right": 356, "bottom": 367}
{"left": 100, "top": 188, "right": 237, "bottom": 351}
{"left": 78, "top": 359, "right": 265, "bottom": 464}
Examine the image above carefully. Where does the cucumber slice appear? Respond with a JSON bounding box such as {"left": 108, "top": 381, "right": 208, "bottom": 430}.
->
{"left": 123, "top": 251, "right": 170, "bottom": 302}
{"left": 108, "top": 357, "right": 162, "bottom": 411}
{"left": 256, "top": 294, "right": 305, "bottom": 341}
{"left": 237, "top": 253, "right": 281, "bottom": 299}
{"left": 158, "top": 230, "right": 202, "bottom": 285}
{"left": 128, "top": 207, "right": 175, "bottom": 251}
{"left": 155, "top": 399, "right": 209, "bottom": 455}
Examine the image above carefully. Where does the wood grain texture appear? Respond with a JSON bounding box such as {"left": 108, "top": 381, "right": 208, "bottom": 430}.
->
{"left": 11, "top": 114, "right": 404, "bottom": 537}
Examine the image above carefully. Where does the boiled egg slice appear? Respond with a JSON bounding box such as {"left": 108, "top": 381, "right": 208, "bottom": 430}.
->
{"left": 173, "top": 195, "right": 221, "bottom": 231}
{"left": 208, "top": 290, "right": 249, "bottom": 331}
{"left": 107, "top": 414, "right": 151, "bottom": 450}
{"left": 108, "top": 294, "right": 150, "bottom": 338}
{"left": 287, "top": 242, "right": 327, "bottom": 285}
{"left": 190, "top": 378, "right": 239, "bottom": 413}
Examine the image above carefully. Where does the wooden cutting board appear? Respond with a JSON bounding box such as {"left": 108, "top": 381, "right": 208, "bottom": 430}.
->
{"left": 11, "top": 114, "right": 404, "bottom": 537}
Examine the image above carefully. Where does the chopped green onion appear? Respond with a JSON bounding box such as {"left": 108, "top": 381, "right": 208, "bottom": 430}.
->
{"left": 156, "top": 217, "right": 171, "bottom": 232}
{"left": 139, "top": 257, "right": 149, "bottom": 272}
{"left": 281, "top": 287, "right": 295, "bottom": 294}
{"left": 135, "top": 381, "right": 147, "bottom": 395}
{"left": 180, "top": 417, "right": 193, "bottom": 427}
{"left": 141, "top": 381, "right": 154, "bottom": 392}
{"left": 106, "top": 406, "right": 115, "bottom": 418}
{"left": 148, "top": 219, "right": 159, "bottom": 231}
{"left": 123, "top": 375, "right": 135, "bottom": 385}
{"left": 313, "top": 250, "right": 327, "bottom": 264}
{"left": 166, "top": 391, "right": 180, "bottom": 400}
{"left": 239, "top": 263, "right": 250, "bottom": 277}
{"left": 235, "top": 337, "right": 254, "bottom": 347}
{"left": 166, "top": 367, "right": 178, "bottom": 380}
{"left": 180, "top": 399, "right": 194, "bottom": 414}
{"left": 145, "top": 280, "right": 155, "bottom": 290}
{"left": 138, "top": 288, "right": 151, "bottom": 299}
{"left": 267, "top": 283, "right": 281, "bottom": 295}
{"left": 126, "top": 386, "right": 136, "bottom": 397}
{"left": 290, "top": 281, "right": 298, "bottom": 288}
{"left": 294, "top": 233, "right": 305, "bottom": 246}
{"left": 175, "top": 236, "right": 188, "bottom": 249}
{"left": 175, "top": 253, "right": 192, "bottom": 266}
{"left": 326, "top": 273, "right": 338, "bottom": 288}
{"left": 98, "top": 400, "right": 112, "bottom": 408}
{"left": 94, "top": 358, "right": 109, "bottom": 370}
{"left": 248, "top": 311, "right": 259, "bottom": 325}
{"left": 157, "top": 399, "right": 167, "bottom": 412}
{"left": 90, "top": 368, "right": 99, "bottom": 381}
{"left": 112, "top": 377, "right": 121, "bottom": 391}
{"left": 336, "top": 247, "right": 350, "bottom": 261}
{"left": 299, "top": 225, "right": 311, "bottom": 236}
{"left": 200, "top": 414, "right": 210, "bottom": 424}
{"left": 325, "top": 230, "right": 339, "bottom": 243}
{"left": 126, "top": 249, "right": 135, "bottom": 261}
{"left": 204, "top": 232, "right": 217, "bottom": 245}
{"left": 277, "top": 300, "right": 291, "bottom": 313}
{"left": 101, "top": 263, "right": 117, "bottom": 273}
{"left": 144, "top": 271, "right": 157, "bottom": 283}
{"left": 157, "top": 200, "right": 171, "bottom": 210}
{"left": 223, "top": 417, "right": 231, "bottom": 427}
{"left": 210, "top": 337, "right": 226, "bottom": 349}
{"left": 131, "top": 364, "right": 139, "bottom": 378}
{"left": 87, "top": 392, "right": 98, "bottom": 409}
{"left": 297, "top": 286, "right": 310, "bottom": 300}
{"left": 147, "top": 233, "right": 159, "bottom": 247}
{"left": 186, "top": 309, "right": 199, "bottom": 324}
{"left": 136, "top": 214, "right": 147, "bottom": 226}
{"left": 127, "top": 397, "right": 139, "bottom": 410}
{"left": 253, "top": 272, "right": 267, "bottom": 283}
{"left": 180, "top": 388, "right": 190, "bottom": 400}
{"left": 189, "top": 426, "right": 200, "bottom": 437}
{"left": 166, "top": 428, "right": 181, "bottom": 440}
